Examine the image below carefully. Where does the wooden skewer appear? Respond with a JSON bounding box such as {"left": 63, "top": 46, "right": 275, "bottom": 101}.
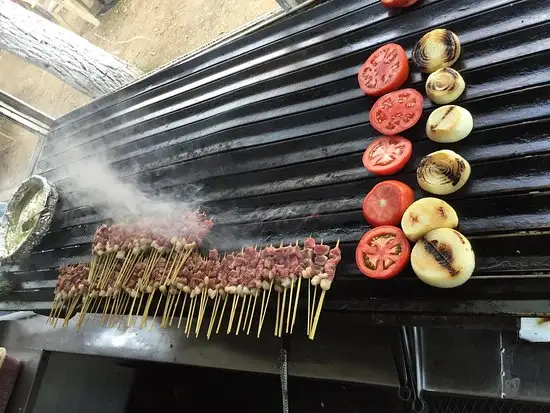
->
{"left": 279, "top": 287, "right": 287, "bottom": 337}
{"left": 185, "top": 295, "right": 196, "bottom": 335}
{"left": 150, "top": 292, "right": 164, "bottom": 331}
{"left": 257, "top": 280, "right": 273, "bottom": 338}
{"left": 168, "top": 290, "right": 181, "bottom": 327}
{"left": 309, "top": 290, "right": 326, "bottom": 340}
{"left": 243, "top": 294, "right": 252, "bottom": 332}
{"left": 307, "top": 281, "right": 312, "bottom": 335}
{"left": 195, "top": 289, "right": 208, "bottom": 336}
{"left": 86, "top": 296, "right": 102, "bottom": 326}
{"left": 76, "top": 296, "right": 92, "bottom": 330}
{"left": 128, "top": 290, "right": 139, "bottom": 327}
{"left": 140, "top": 290, "right": 156, "bottom": 329}
{"left": 107, "top": 293, "right": 121, "bottom": 327}
{"left": 117, "top": 295, "right": 131, "bottom": 328}
{"left": 47, "top": 298, "right": 58, "bottom": 324}
{"left": 247, "top": 291, "right": 258, "bottom": 335}
{"left": 236, "top": 294, "right": 247, "bottom": 335}
{"left": 186, "top": 295, "right": 197, "bottom": 337}
{"left": 53, "top": 300, "right": 64, "bottom": 328}
{"left": 275, "top": 291, "right": 281, "bottom": 337}
{"left": 290, "top": 276, "right": 302, "bottom": 334}
{"left": 227, "top": 294, "right": 239, "bottom": 334}
{"left": 133, "top": 289, "right": 146, "bottom": 327}
{"left": 207, "top": 294, "right": 221, "bottom": 339}
{"left": 161, "top": 293, "right": 173, "bottom": 328}
{"left": 177, "top": 293, "right": 188, "bottom": 329}
{"left": 310, "top": 284, "right": 317, "bottom": 333}
{"left": 63, "top": 295, "right": 79, "bottom": 327}
{"left": 216, "top": 295, "right": 228, "bottom": 334}
{"left": 286, "top": 278, "right": 295, "bottom": 334}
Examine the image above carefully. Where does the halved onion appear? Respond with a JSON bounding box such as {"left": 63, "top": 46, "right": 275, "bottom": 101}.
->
{"left": 401, "top": 197, "right": 459, "bottom": 242}
{"left": 417, "top": 150, "right": 471, "bottom": 195}
{"left": 425, "top": 68, "right": 465, "bottom": 104}
{"left": 412, "top": 29, "right": 461, "bottom": 74}
{"left": 426, "top": 105, "right": 473, "bottom": 143}
{"left": 411, "top": 228, "right": 475, "bottom": 288}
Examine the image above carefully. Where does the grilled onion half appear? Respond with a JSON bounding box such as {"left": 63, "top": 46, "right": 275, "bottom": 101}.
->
{"left": 401, "top": 197, "right": 459, "bottom": 242}
{"left": 417, "top": 150, "right": 471, "bottom": 195}
{"left": 426, "top": 105, "right": 473, "bottom": 143}
{"left": 412, "top": 29, "right": 461, "bottom": 74}
{"left": 425, "top": 68, "right": 465, "bottom": 104}
{"left": 411, "top": 228, "right": 475, "bottom": 288}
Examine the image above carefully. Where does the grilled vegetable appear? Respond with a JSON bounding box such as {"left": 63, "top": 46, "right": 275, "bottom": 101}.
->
{"left": 401, "top": 197, "right": 459, "bottom": 242}
{"left": 411, "top": 228, "right": 475, "bottom": 288}
{"left": 417, "top": 150, "right": 471, "bottom": 195}
{"left": 362, "top": 136, "right": 412, "bottom": 176}
{"left": 426, "top": 105, "right": 473, "bottom": 143}
{"left": 358, "top": 44, "right": 409, "bottom": 97}
{"left": 425, "top": 68, "right": 465, "bottom": 104}
{"left": 412, "top": 29, "right": 461, "bottom": 74}
{"left": 370, "top": 88, "right": 424, "bottom": 135}
{"left": 363, "top": 180, "right": 415, "bottom": 227}
{"left": 355, "top": 226, "right": 411, "bottom": 280}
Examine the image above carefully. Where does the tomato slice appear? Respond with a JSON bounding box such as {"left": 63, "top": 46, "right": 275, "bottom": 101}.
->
{"left": 363, "top": 136, "right": 412, "bottom": 176}
{"left": 356, "top": 226, "right": 411, "bottom": 279}
{"left": 363, "top": 180, "right": 414, "bottom": 227}
{"left": 369, "top": 88, "right": 424, "bottom": 135}
{"left": 358, "top": 44, "right": 409, "bottom": 97}
{"left": 380, "top": 0, "right": 419, "bottom": 8}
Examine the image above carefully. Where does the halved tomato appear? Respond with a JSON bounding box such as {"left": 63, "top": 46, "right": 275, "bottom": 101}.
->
{"left": 355, "top": 226, "right": 411, "bottom": 279}
{"left": 358, "top": 44, "right": 409, "bottom": 97}
{"left": 363, "top": 136, "right": 412, "bottom": 176}
{"left": 363, "top": 180, "right": 414, "bottom": 227}
{"left": 381, "top": 0, "right": 419, "bottom": 8}
{"left": 369, "top": 88, "right": 424, "bottom": 135}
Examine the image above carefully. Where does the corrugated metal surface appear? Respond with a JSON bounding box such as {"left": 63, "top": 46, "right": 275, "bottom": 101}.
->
{"left": 5, "top": 0, "right": 550, "bottom": 315}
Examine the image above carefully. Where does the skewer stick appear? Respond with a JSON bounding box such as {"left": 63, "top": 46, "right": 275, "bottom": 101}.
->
{"left": 150, "top": 291, "right": 164, "bottom": 331}
{"left": 169, "top": 291, "right": 181, "bottom": 327}
{"left": 247, "top": 292, "right": 258, "bottom": 335}
{"left": 177, "top": 293, "right": 188, "bottom": 329}
{"left": 310, "top": 285, "right": 317, "bottom": 332}
{"left": 140, "top": 291, "right": 156, "bottom": 329}
{"left": 185, "top": 296, "right": 195, "bottom": 334}
{"left": 107, "top": 293, "right": 121, "bottom": 327}
{"left": 162, "top": 246, "right": 176, "bottom": 285}
{"left": 227, "top": 294, "right": 239, "bottom": 334}
{"left": 279, "top": 287, "right": 288, "bottom": 337}
{"left": 207, "top": 294, "right": 221, "bottom": 339}
{"left": 186, "top": 296, "right": 197, "bottom": 337}
{"left": 307, "top": 281, "right": 312, "bottom": 335}
{"left": 216, "top": 295, "right": 228, "bottom": 334}
{"left": 243, "top": 294, "right": 252, "bottom": 332}
{"left": 286, "top": 279, "right": 294, "bottom": 334}
{"left": 87, "top": 297, "right": 102, "bottom": 326}
{"left": 161, "top": 294, "right": 173, "bottom": 328}
{"left": 47, "top": 299, "right": 58, "bottom": 324}
{"left": 63, "top": 295, "right": 79, "bottom": 327}
{"left": 309, "top": 290, "right": 326, "bottom": 340}
{"left": 195, "top": 290, "right": 208, "bottom": 336}
{"left": 257, "top": 280, "right": 273, "bottom": 337}
{"left": 259, "top": 290, "right": 266, "bottom": 327}
{"left": 118, "top": 295, "right": 130, "bottom": 328}
{"left": 76, "top": 297, "right": 92, "bottom": 330}
{"left": 275, "top": 291, "right": 281, "bottom": 337}
{"left": 291, "top": 276, "right": 302, "bottom": 334}
{"left": 128, "top": 290, "right": 139, "bottom": 327}
{"left": 53, "top": 301, "right": 64, "bottom": 328}
{"left": 236, "top": 294, "right": 247, "bottom": 335}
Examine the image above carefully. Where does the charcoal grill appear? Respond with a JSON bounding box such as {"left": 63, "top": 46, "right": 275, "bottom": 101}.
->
{"left": 2, "top": 0, "right": 550, "bottom": 324}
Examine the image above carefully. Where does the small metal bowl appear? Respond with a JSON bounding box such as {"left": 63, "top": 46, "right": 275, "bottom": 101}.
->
{"left": 0, "top": 175, "right": 58, "bottom": 263}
